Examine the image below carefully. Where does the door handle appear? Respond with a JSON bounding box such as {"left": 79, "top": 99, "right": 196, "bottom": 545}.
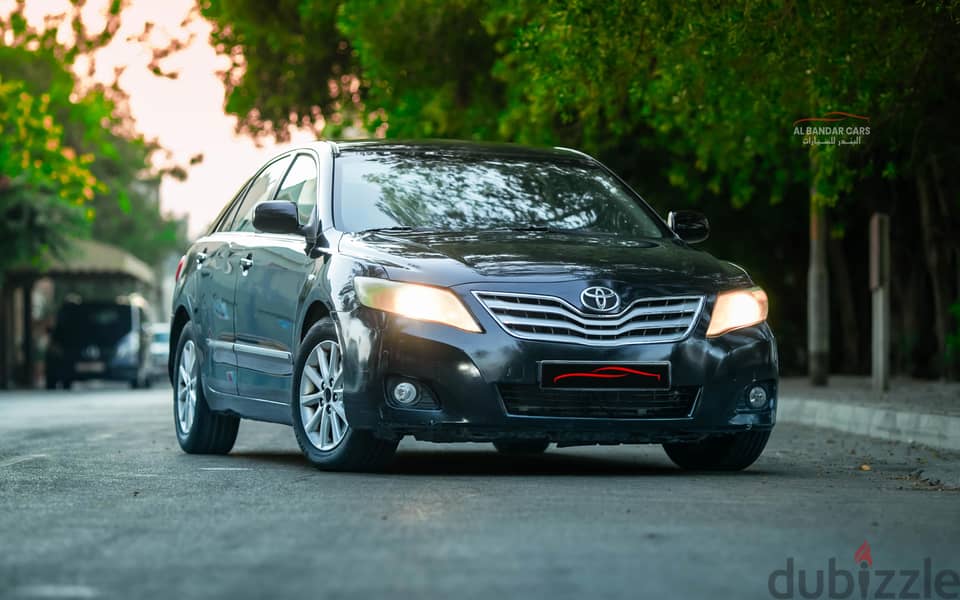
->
{"left": 196, "top": 251, "right": 208, "bottom": 265}
{"left": 239, "top": 256, "right": 254, "bottom": 275}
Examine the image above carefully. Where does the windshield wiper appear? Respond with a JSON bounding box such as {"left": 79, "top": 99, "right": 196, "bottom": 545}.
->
{"left": 485, "top": 225, "right": 610, "bottom": 235}
{"left": 361, "top": 226, "right": 414, "bottom": 232}
{"left": 360, "top": 226, "right": 448, "bottom": 234}
{"left": 479, "top": 225, "right": 560, "bottom": 233}
{"left": 508, "top": 225, "right": 553, "bottom": 232}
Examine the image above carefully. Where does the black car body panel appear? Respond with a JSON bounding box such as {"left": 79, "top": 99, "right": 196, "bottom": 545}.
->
{"left": 171, "top": 140, "right": 778, "bottom": 445}
{"left": 339, "top": 230, "right": 753, "bottom": 290}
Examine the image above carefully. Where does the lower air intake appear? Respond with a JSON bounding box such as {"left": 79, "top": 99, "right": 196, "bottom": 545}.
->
{"left": 498, "top": 385, "right": 700, "bottom": 419}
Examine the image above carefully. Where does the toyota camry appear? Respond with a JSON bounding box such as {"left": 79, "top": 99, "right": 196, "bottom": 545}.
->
{"left": 169, "top": 140, "right": 778, "bottom": 471}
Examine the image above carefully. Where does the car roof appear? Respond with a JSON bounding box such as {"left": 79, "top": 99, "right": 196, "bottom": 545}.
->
{"left": 299, "top": 139, "right": 595, "bottom": 163}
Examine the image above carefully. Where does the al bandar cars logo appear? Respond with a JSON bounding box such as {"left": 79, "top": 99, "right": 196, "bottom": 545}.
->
{"left": 768, "top": 541, "right": 960, "bottom": 599}
{"left": 792, "top": 111, "right": 871, "bottom": 146}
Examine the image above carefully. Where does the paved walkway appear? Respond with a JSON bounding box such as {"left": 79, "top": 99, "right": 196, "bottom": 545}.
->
{"left": 2, "top": 387, "right": 958, "bottom": 599}
{"left": 779, "top": 376, "right": 960, "bottom": 452}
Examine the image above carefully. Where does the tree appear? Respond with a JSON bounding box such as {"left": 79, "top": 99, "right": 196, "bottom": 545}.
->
{"left": 201, "top": 0, "right": 960, "bottom": 378}
{"left": 0, "top": 76, "right": 102, "bottom": 280}
{"left": 0, "top": 1, "right": 187, "bottom": 280}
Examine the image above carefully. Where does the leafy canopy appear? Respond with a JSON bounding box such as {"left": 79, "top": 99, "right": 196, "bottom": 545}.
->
{"left": 0, "top": 1, "right": 187, "bottom": 279}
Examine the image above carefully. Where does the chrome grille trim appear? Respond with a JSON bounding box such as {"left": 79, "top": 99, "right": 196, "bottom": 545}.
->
{"left": 473, "top": 291, "right": 704, "bottom": 346}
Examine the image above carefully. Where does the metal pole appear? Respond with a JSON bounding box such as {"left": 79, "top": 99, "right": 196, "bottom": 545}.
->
{"left": 870, "top": 213, "right": 890, "bottom": 392}
{"left": 808, "top": 199, "right": 830, "bottom": 386}
{"left": 0, "top": 284, "right": 8, "bottom": 389}
{"left": 21, "top": 279, "right": 35, "bottom": 388}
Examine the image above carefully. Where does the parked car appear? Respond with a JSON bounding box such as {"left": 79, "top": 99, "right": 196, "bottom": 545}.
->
{"left": 47, "top": 296, "right": 153, "bottom": 389}
{"left": 148, "top": 323, "right": 171, "bottom": 384}
{"left": 170, "top": 140, "right": 778, "bottom": 471}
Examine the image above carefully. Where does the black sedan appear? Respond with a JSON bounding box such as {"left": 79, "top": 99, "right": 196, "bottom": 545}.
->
{"left": 169, "top": 140, "right": 777, "bottom": 471}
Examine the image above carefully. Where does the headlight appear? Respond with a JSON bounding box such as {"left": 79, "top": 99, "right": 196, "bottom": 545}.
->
{"left": 115, "top": 331, "right": 140, "bottom": 360}
{"left": 706, "top": 287, "right": 768, "bottom": 337}
{"left": 354, "top": 277, "right": 482, "bottom": 333}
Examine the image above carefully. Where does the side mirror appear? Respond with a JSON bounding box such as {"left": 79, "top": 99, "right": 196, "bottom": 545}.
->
{"left": 253, "top": 201, "right": 300, "bottom": 235}
{"left": 667, "top": 210, "right": 709, "bottom": 244}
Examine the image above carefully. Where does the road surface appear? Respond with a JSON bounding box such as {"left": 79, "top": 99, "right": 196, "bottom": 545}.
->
{"left": 1, "top": 386, "right": 958, "bottom": 599}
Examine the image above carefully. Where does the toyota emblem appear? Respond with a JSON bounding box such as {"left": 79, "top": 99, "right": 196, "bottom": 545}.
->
{"left": 580, "top": 286, "right": 620, "bottom": 313}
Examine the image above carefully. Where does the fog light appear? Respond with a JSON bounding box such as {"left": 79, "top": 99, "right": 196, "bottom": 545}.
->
{"left": 747, "top": 385, "right": 768, "bottom": 409}
{"left": 392, "top": 381, "right": 419, "bottom": 405}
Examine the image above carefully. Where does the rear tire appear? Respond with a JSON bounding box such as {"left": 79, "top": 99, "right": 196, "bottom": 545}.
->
{"left": 173, "top": 322, "right": 239, "bottom": 454}
{"left": 292, "top": 318, "right": 398, "bottom": 471}
{"left": 662, "top": 430, "right": 770, "bottom": 471}
{"left": 493, "top": 440, "right": 550, "bottom": 455}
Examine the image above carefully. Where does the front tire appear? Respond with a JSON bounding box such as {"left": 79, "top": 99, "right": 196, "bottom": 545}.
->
{"left": 292, "top": 318, "right": 398, "bottom": 471}
{"left": 173, "top": 322, "right": 239, "bottom": 454}
{"left": 662, "top": 430, "right": 770, "bottom": 471}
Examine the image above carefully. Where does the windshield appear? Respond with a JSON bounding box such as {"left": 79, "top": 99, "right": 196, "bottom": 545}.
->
{"left": 334, "top": 152, "right": 667, "bottom": 237}
{"left": 53, "top": 304, "right": 132, "bottom": 346}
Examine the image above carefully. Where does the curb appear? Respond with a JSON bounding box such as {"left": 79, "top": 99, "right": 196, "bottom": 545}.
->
{"left": 777, "top": 396, "right": 960, "bottom": 452}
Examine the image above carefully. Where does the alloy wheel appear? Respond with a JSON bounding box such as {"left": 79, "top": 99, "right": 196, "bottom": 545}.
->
{"left": 177, "top": 339, "right": 198, "bottom": 433}
{"left": 299, "top": 339, "right": 348, "bottom": 451}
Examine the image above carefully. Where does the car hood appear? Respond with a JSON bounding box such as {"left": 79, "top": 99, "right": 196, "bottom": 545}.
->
{"left": 339, "top": 230, "right": 752, "bottom": 294}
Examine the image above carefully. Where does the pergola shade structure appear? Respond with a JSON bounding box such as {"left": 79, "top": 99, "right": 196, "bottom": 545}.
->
{"left": 1, "top": 238, "right": 156, "bottom": 388}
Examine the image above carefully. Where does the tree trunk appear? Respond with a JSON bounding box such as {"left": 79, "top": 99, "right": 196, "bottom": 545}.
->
{"left": 928, "top": 154, "right": 959, "bottom": 379}
{"left": 829, "top": 236, "right": 860, "bottom": 373}
{"left": 917, "top": 167, "right": 952, "bottom": 379}
{"left": 808, "top": 170, "right": 830, "bottom": 385}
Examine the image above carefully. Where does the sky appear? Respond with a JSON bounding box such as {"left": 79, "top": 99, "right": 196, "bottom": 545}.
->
{"left": 9, "top": 0, "right": 316, "bottom": 237}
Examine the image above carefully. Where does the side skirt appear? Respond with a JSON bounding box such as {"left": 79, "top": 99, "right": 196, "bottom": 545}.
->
{"left": 204, "top": 383, "right": 293, "bottom": 425}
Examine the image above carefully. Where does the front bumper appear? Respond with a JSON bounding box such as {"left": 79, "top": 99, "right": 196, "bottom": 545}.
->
{"left": 336, "top": 301, "right": 778, "bottom": 445}
{"left": 48, "top": 359, "right": 140, "bottom": 383}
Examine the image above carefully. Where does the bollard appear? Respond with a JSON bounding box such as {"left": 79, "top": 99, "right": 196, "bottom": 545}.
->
{"left": 869, "top": 213, "right": 890, "bottom": 392}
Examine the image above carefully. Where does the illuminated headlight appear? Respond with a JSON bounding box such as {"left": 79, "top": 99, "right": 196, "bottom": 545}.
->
{"left": 354, "top": 277, "right": 482, "bottom": 333}
{"left": 706, "top": 287, "right": 769, "bottom": 337}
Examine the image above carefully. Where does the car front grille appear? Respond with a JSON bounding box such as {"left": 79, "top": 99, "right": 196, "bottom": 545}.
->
{"left": 473, "top": 291, "right": 704, "bottom": 346}
{"left": 498, "top": 385, "right": 700, "bottom": 419}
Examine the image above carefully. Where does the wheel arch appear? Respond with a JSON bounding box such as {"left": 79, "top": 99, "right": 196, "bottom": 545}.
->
{"left": 299, "top": 301, "right": 332, "bottom": 342}
{"left": 169, "top": 305, "right": 191, "bottom": 384}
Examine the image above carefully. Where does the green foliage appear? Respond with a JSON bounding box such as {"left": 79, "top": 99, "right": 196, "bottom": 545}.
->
{"left": 202, "top": 0, "right": 353, "bottom": 138}
{"left": 203, "top": 1, "right": 958, "bottom": 205}
{"left": 947, "top": 301, "right": 960, "bottom": 364}
{"left": 338, "top": 0, "right": 502, "bottom": 139}
{"left": 0, "top": 4, "right": 187, "bottom": 276}
{"left": 0, "top": 77, "right": 101, "bottom": 272}
{"left": 203, "top": 0, "right": 960, "bottom": 375}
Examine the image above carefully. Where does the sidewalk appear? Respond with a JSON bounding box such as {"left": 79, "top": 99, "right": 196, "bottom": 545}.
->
{"left": 778, "top": 376, "right": 960, "bottom": 452}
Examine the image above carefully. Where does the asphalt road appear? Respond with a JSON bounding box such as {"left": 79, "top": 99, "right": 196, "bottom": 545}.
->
{"left": 1, "top": 386, "right": 958, "bottom": 600}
